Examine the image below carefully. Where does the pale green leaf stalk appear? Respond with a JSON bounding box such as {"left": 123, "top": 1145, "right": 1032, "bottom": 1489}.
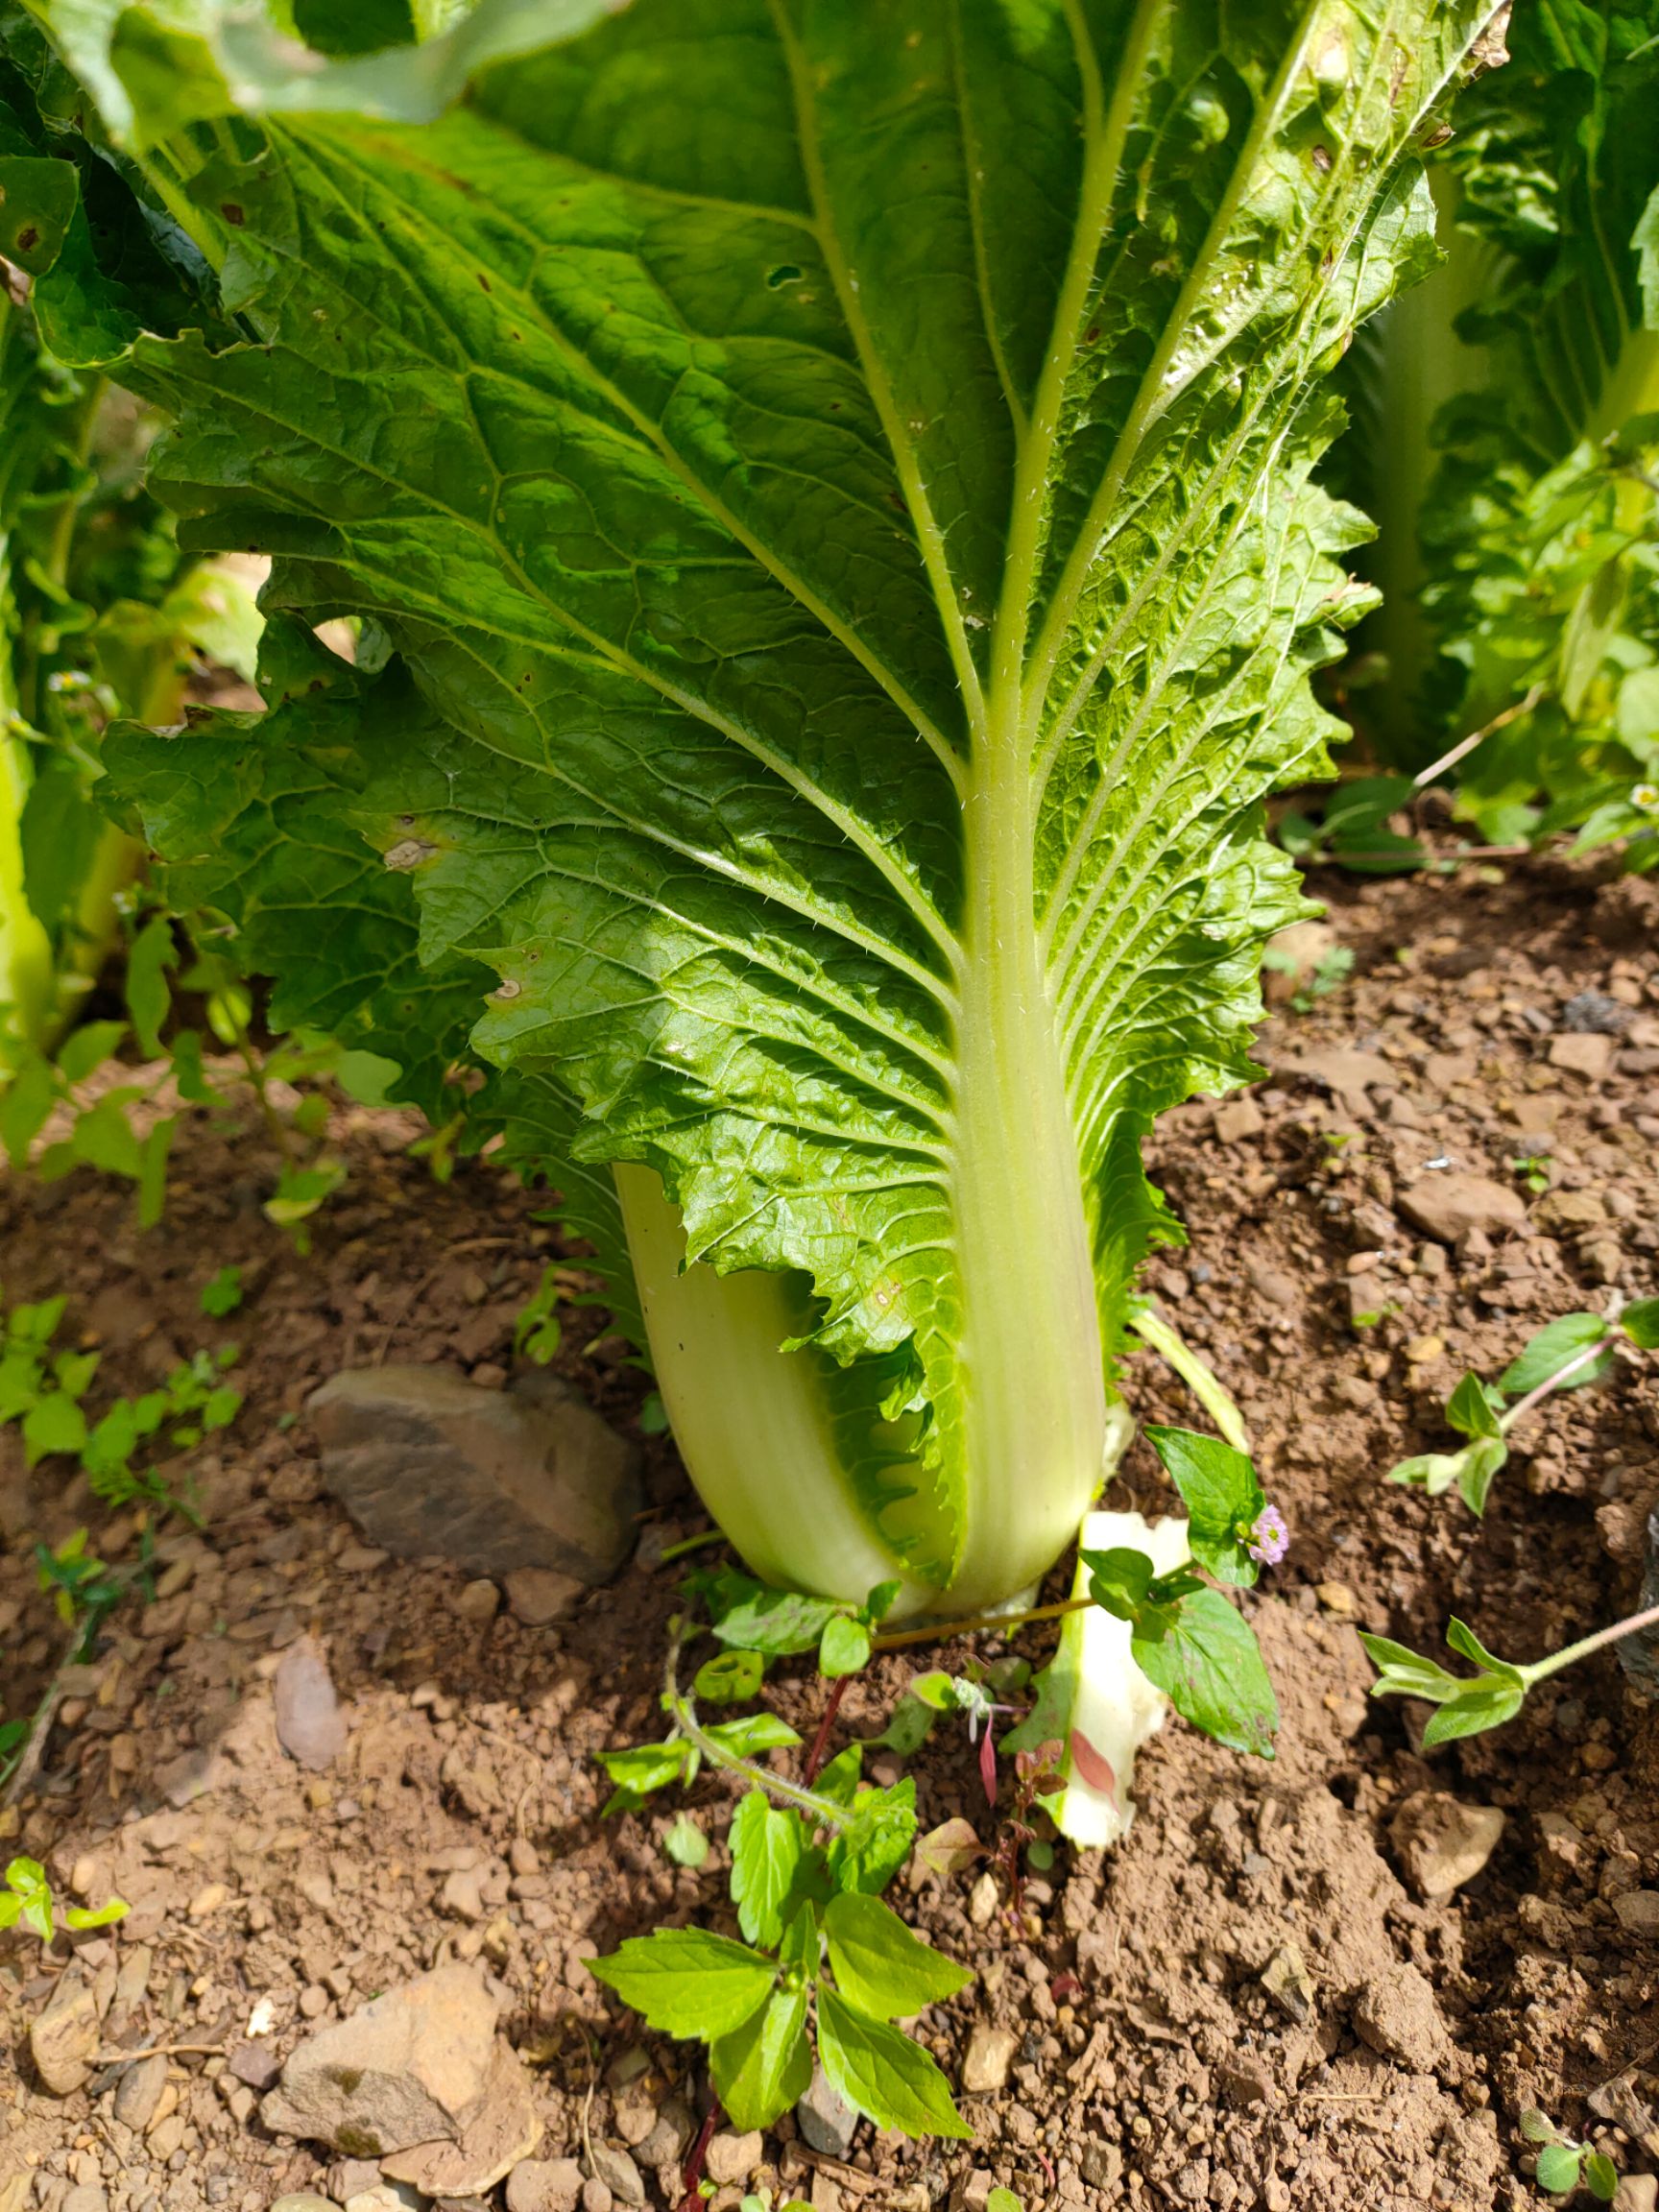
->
{"left": 7, "top": 0, "right": 1504, "bottom": 1616}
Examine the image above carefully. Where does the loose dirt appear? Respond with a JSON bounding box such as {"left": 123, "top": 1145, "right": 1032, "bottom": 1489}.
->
{"left": 2, "top": 854, "right": 1656, "bottom": 2212}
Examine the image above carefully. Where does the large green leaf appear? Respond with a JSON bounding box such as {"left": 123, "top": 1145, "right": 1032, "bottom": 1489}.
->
{"left": 30, "top": 0, "right": 1500, "bottom": 1606}
{"left": 102, "top": 613, "right": 647, "bottom": 1343}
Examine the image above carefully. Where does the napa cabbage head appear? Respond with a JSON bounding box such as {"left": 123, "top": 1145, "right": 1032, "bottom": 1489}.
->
{"left": 2, "top": 0, "right": 1503, "bottom": 1616}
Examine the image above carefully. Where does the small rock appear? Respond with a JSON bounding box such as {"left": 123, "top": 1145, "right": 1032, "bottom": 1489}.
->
{"left": 1353, "top": 1961, "right": 1450, "bottom": 2072}
{"left": 228, "top": 2040, "right": 283, "bottom": 2093}
{"left": 335, "top": 1544, "right": 389, "bottom": 1573}
{"left": 505, "top": 2159, "right": 584, "bottom": 2212}
{"left": 635, "top": 2101, "right": 694, "bottom": 2173}
{"left": 62, "top": 2189, "right": 108, "bottom": 2212}
{"left": 797, "top": 2066, "right": 858, "bottom": 2159}
{"left": 1424, "top": 1051, "right": 1477, "bottom": 1092}
{"left": 1560, "top": 990, "right": 1630, "bottom": 1035}
{"left": 704, "top": 2132, "right": 761, "bottom": 2187}
{"left": 1216, "top": 2056, "right": 1272, "bottom": 2106}
{"left": 1537, "top": 1188, "right": 1610, "bottom": 1232}
{"left": 1269, "top": 1045, "right": 1398, "bottom": 1118}
{"left": 270, "top": 2200, "right": 336, "bottom": 2212}
{"left": 1399, "top": 1172, "right": 1527, "bottom": 1244}
{"left": 1247, "top": 1261, "right": 1297, "bottom": 1308}
{"left": 113, "top": 2052, "right": 170, "bottom": 2130}
{"left": 1617, "top": 2177, "right": 1657, "bottom": 2212}
{"left": 581, "top": 2185, "right": 613, "bottom": 2212}
{"left": 960, "top": 2023, "right": 1018, "bottom": 2094}
{"left": 1214, "top": 1098, "right": 1264, "bottom": 1144}
{"left": 1261, "top": 1943, "right": 1314, "bottom": 2025}
{"left": 585, "top": 2145, "right": 644, "bottom": 2209}
{"left": 503, "top": 1567, "right": 583, "bottom": 1626}
{"left": 441, "top": 1866, "right": 486, "bottom": 1922}
{"left": 325, "top": 2161, "right": 382, "bottom": 2205}
{"left": 1548, "top": 1032, "right": 1616, "bottom": 1080}
{"left": 1614, "top": 1890, "right": 1659, "bottom": 1936}
{"left": 612, "top": 2098, "right": 656, "bottom": 2148}
{"left": 274, "top": 1637, "right": 349, "bottom": 1771}
{"left": 380, "top": 2044, "right": 542, "bottom": 2194}
{"left": 1389, "top": 1791, "right": 1505, "bottom": 1902}
{"left": 952, "top": 2173, "right": 995, "bottom": 2212}
{"left": 1080, "top": 2142, "right": 1123, "bottom": 2191}
{"left": 262, "top": 1962, "right": 499, "bottom": 2154}
{"left": 1314, "top": 1581, "right": 1357, "bottom": 1617}
{"left": 344, "top": 2191, "right": 422, "bottom": 2212}
{"left": 968, "top": 1871, "right": 998, "bottom": 1928}
{"left": 307, "top": 1365, "right": 641, "bottom": 1584}
{"left": 29, "top": 1976, "right": 100, "bottom": 2095}
{"left": 453, "top": 1578, "right": 501, "bottom": 1624}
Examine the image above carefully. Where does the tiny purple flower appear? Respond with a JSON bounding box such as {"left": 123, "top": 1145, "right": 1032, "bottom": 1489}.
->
{"left": 1247, "top": 1503, "right": 1289, "bottom": 1567}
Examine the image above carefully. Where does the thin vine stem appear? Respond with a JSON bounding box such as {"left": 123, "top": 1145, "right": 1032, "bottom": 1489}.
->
{"left": 661, "top": 1624, "right": 853, "bottom": 1830}
{"left": 1499, "top": 1335, "right": 1613, "bottom": 1433}
{"left": 872, "top": 1593, "right": 1093, "bottom": 1652}
{"left": 1521, "top": 1599, "right": 1659, "bottom": 1686}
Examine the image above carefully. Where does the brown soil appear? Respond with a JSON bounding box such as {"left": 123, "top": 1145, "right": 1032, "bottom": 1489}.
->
{"left": 2, "top": 854, "right": 1657, "bottom": 2212}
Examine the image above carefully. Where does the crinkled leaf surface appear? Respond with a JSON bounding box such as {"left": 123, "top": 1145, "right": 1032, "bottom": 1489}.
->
{"left": 26, "top": 0, "right": 1499, "bottom": 1605}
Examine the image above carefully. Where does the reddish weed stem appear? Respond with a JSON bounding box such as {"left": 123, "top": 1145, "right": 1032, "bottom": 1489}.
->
{"left": 680, "top": 2096, "right": 724, "bottom": 2211}
{"left": 802, "top": 1675, "right": 850, "bottom": 1788}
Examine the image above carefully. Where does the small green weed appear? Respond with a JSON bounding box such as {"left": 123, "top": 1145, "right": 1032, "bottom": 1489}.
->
{"left": 0, "top": 1286, "right": 241, "bottom": 1515}
{"left": 1520, "top": 2110, "right": 1618, "bottom": 2201}
{"left": 0, "top": 1856, "right": 128, "bottom": 1943}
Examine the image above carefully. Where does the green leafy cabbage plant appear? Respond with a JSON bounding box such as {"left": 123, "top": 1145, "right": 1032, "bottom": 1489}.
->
{"left": 1, "top": 0, "right": 1502, "bottom": 1630}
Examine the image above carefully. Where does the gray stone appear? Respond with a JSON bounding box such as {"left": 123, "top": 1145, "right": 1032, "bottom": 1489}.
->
{"left": 796, "top": 2066, "right": 858, "bottom": 2159}
{"left": 584, "top": 2145, "right": 644, "bottom": 2209}
{"left": 113, "top": 2053, "right": 170, "bottom": 2131}
{"left": 261, "top": 1962, "right": 499, "bottom": 2154}
{"left": 1561, "top": 990, "right": 1630, "bottom": 1035}
{"left": 635, "top": 2100, "right": 693, "bottom": 2174}
{"left": 308, "top": 1367, "right": 639, "bottom": 1584}
{"left": 1614, "top": 1889, "right": 1659, "bottom": 1936}
{"left": 228, "top": 2041, "right": 282, "bottom": 2094}
{"left": 29, "top": 1977, "right": 100, "bottom": 2096}
{"left": 274, "top": 1637, "right": 348, "bottom": 1771}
